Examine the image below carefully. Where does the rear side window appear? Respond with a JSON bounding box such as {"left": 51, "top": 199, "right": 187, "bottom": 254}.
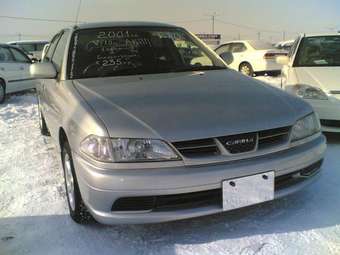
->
{"left": 0, "top": 47, "right": 15, "bottom": 62}
{"left": 18, "top": 44, "right": 35, "bottom": 53}
{"left": 9, "top": 48, "right": 30, "bottom": 63}
{"left": 36, "top": 43, "right": 47, "bottom": 51}
{"left": 51, "top": 30, "right": 70, "bottom": 72}
{"left": 231, "top": 43, "right": 246, "bottom": 53}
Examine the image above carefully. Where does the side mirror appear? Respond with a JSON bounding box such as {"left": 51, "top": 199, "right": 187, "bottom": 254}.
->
{"left": 30, "top": 62, "right": 57, "bottom": 79}
{"left": 31, "top": 58, "right": 39, "bottom": 63}
{"left": 219, "top": 52, "right": 234, "bottom": 65}
{"left": 276, "top": 56, "right": 289, "bottom": 65}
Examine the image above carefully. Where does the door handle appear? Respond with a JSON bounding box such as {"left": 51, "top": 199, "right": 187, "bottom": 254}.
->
{"left": 20, "top": 66, "right": 25, "bottom": 70}
{"left": 0, "top": 67, "right": 4, "bottom": 71}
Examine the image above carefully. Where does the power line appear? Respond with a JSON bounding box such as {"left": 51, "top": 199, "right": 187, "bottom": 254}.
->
{"left": 215, "top": 18, "right": 282, "bottom": 34}
{"left": 205, "top": 12, "right": 220, "bottom": 34}
{"left": 0, "top": 14, "right": 80, "bottom": 23}
{"left": 167, "top": 18, "right": 210, "bottom": 24}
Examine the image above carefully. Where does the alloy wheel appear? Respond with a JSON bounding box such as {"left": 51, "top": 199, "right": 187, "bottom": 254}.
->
{"left": 64, "top": 153, "right": 76, "bottom": 211}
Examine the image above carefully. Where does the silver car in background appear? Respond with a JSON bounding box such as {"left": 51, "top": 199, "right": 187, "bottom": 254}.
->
{"left": 8, "top": 40, "right": 49, "bottom": 61}
{"left": 30, "top": 22, "right": 326, "bottom": 225}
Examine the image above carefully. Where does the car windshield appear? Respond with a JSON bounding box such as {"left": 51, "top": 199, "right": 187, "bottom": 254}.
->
{"left": 68, "top": 27, "right": 226, "bottom": 79}
{"left": 295, "top": 36, "right": 340, "bottom": 67}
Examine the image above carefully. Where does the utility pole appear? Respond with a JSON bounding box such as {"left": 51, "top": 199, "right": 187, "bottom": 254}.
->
{"left": 18, "top": 33, "right": 22, "bottom": 41}
{"left": 282, "top": 31, "right": 286, "bottom": 41}
{"left": 75, "top": 0, "right": 82, "bottom": 25}
{"left": 206, "top": 12, "right": 219, "bottom": 34}
{"left": 257, "top": 32, "right": 261, "bottom": 40}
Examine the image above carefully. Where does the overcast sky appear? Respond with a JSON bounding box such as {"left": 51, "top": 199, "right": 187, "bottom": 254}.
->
{"left": 0, "top": 0, "right": 339, "bottom": 43}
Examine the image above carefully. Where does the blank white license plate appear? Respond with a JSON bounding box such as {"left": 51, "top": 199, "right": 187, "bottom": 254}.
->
{"left": 222, "top": 171, "right": 275, "bottom": 211}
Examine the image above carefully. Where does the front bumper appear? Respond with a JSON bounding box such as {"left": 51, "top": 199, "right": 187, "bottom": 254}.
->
{"left": 306, "top": 98, "right": 340, "bottom": 132}
{"left": 73, "top": 135, "right": 326, "bottom": 224}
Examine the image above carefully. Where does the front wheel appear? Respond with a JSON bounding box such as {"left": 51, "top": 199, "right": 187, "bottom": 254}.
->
{"left": 0, "top": 81, "right": 5, "bottom": 104}
{"left": 61, "top": 141, "right": 93, "bottom": 224}
{"left": 239, "top": 63, "right": 254, "bottom": 76}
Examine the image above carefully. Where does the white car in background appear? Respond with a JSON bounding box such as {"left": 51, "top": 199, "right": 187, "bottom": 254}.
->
{"left": 7, "top": 40, "right": 49, "bottom": 61}
{"left": 215, "top": 40, "right": 287, "bottom": 76}
{"left": 0, "top": 44, "right": 35, "bottom": 103}
{"left": 275, "top": 40, "right": 295, "bottom": 51}
{"left": 277, "top": 33, "right": 340, "bottom": 132}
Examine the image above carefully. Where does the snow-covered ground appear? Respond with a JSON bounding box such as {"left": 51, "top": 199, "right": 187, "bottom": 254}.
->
{"left": 1, "top": 78, "right": 340, "bottom": 255}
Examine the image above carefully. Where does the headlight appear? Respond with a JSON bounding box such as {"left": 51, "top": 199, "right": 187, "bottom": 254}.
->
{"left": 80, "top": 135, "right": 180, "bottom": 162}
{"left": 80, "top": 135, "right": 114, "bottom": 162}
{"left": 286, "top": 85, "right": 328, "bottom": 100}
{"left": 111, "top": 138, "right": 180, "bottom": 162}
{"left": 291, "top": 113, "right": 321, "bottom": 142}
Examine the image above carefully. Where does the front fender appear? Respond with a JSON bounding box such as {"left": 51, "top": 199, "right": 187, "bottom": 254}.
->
{"left": 57, "top": 81, "right": 109, "bottom": 155}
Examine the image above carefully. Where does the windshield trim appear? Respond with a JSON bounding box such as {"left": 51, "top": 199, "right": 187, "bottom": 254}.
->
{"left": 73, "top": 66, "right": 228, "bottom": 80}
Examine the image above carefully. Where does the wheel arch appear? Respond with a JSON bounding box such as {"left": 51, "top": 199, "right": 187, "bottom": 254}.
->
{"left": 0, "top": 77, "right": 7, "bottom": 90}
{"left": 59, "top": 127, "right": 68, "bottom": 151}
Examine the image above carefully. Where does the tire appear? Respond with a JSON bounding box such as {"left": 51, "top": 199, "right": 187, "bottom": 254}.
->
{"left": 61, "top": 140, "right": 93, "bottom": 224}
{"left": 0, "top": 80, "right": 5, "bottom": 104}
{"left": 38, "top": 101, "right": 50, "bottom": 136}
{"left": 239, "top": 63, "right": 254, "bottom": 76}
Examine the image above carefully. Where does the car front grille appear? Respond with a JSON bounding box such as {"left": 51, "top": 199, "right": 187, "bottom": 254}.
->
{"left": 111, "top": 189, "right": 222, "bottom": 212}
{"left": 320, "top": 119, "right": 340, "bottom": 128}
{"left": 258, "top": 126, "right": 291, "bottom": 150}
{"left": 172, "top": 138, "right": 220, "bottom": 158}
{"left": 172, "top": 126, "right": 291, "bottom": 158}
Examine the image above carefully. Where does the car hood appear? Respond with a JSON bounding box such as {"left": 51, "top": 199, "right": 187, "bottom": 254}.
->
{"left": 73, "top": 70, "right": 311, "bottom": 142}
{"left": 295, "top": 67, "right": 340, "bottom": 92}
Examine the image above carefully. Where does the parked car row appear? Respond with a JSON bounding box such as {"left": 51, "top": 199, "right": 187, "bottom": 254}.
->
{"left": 0, "top": 43, "right": 37, "bottom": 103}
{"left": 215, "top": 40, "right": 288, "bottom": 76}
{"left": 0, "top": 40, "right": 49, "bottom": 103}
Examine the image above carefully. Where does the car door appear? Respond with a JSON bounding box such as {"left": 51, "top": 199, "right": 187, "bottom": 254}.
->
{"left": 8, "top": 47, "right": 34, "bottom": 91}
{"left": 215, "top": 44, "right": 234, "bottom": 65}
{"left": 0, "top": 46, "right": 27, "bottom": 93}
{"left": 229, "top": 43, "right": 247, "bottom": 70}
{"left": 41, "top": 30, "right": 70, "bottom": 139}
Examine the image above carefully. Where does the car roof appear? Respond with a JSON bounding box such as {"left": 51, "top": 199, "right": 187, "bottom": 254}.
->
{"left": 7, "top": 40, "right": 49, "bottom": 44}
{"left": 73, "top": 21, "right": 179, "bottom": 30}
{"left": 302, "top": 32, "right": 340, "bottom": 38}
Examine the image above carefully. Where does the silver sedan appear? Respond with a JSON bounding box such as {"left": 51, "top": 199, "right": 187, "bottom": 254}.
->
{"left": 31, "top": 22, "right": 326, "bottom": 225}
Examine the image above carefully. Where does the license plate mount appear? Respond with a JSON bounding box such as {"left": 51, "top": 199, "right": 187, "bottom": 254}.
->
{"left": 222, "top": 171, "right": 275, "bottom": 211}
